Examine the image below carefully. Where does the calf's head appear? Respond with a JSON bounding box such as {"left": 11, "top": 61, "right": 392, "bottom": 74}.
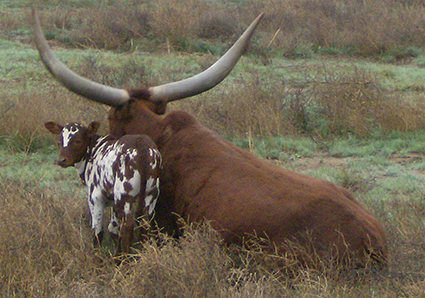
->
{"left": 45, "top": 121, "right": 100, "bottom": 167}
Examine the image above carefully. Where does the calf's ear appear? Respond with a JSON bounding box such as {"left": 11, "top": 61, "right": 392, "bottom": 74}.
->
{"left": 87, "top": 121, "right": 101, "bottom": 136}
{"left": 44, "top": 122, "right": 63, "bottom": 134}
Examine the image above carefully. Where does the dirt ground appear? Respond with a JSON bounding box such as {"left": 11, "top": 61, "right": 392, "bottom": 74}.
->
{"left": 283, "top": 152, "right": 424, "bottom": 173}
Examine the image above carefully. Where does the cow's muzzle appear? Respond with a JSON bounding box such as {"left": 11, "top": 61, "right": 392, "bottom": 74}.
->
{"left": 56, "top": 157, "right": 70, "bottom": 168}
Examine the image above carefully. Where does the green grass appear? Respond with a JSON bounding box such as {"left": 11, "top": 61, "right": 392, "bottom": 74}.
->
{"left": 328, "top": 133, "right": 425, "bottom": 157}
{"left": 4, "top": 30, "right": 425, "bottom": 92}
{"left": 0, "top": 146, "right": 83, "bottom": 191}
{"left": 0, "top": 40, "right": 40, "bottom": 81}
{"left": 0, "top": 0, "right": 30, "bottom": 8}
{"left": 230, "top": 135, "right": 317, "bottom": 159}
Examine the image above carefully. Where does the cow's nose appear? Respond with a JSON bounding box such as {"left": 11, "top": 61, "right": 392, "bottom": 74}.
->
{"left": 56, "top": 157, "right": 67, "bottom": 167}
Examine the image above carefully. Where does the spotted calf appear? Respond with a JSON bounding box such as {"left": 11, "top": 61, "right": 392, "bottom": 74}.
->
{"left": 45, "top": 121, "right": 162, "bottom": 254}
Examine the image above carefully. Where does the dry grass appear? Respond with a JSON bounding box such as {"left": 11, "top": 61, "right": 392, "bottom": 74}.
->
{"left": 5, "top": 0, "right": 425, "bottom": 57}
{"left": 1, "top": 167, "right": 425, "bottom": 297}
{"left": 255, "top": 0, "right": 425, "bottom": 58}
{"left": 0, "top": 80, "right": 109, "bottom": 152}
{"left": 3, "top": 0, "right": 425, "bottom": 143}
{"left": 174, "top": 66, "right": 425, "bottom": 138}
{"left": 4, "top": 60, "right": 425, "bottom": 152}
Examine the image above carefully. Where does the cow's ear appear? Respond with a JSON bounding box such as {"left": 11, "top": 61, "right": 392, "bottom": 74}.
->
{"left": 45, "top": 122, "right": 63, "bottom": 134}
{"left": 87, "top": 121, "right": 101, "bottom": 136}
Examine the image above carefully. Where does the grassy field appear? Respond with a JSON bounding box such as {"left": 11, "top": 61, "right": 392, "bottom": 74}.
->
{"left": 2, "top": 136, "right": 425, "bottom": 296}
{"left": 2, "top": 0, "right": 425, "bottom": 296}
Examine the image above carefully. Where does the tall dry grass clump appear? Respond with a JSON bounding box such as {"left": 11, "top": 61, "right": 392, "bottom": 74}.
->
{"left": 1, "top": 170, "right": 425, "bottom": 297}
{"left": 0, "top": 175, "right": 288, "bottom": 297}
{"left": 22, "top": 0, "right": 240, "bottom": 52}
{"left": 0, "top": 178, "right": 98, "bottom": 296}
{"left": 44, "top": 5, "right": 150, "bottom": 51}
{"left": 176, "top": 66, "right": 425, "bottom": 138}
{"left": 0, "top": 9, "right": 22, "bottom": 39}
{"left": 255, "top": 0, "right": 425, "bottom": 57}
{"left": 0, "top": 82, "right": 108, "bottom": 152}
{"left": 173, "top": 74, "right": 299, "bottom": 137}
{"left": 149, "top": 0, "right": 208, "bottom": 49}
{"left": 4, "top": 0, "right": 425, "bottom": 57}
{"left": 377, "top": 92, "right": 425, "bottom": 132}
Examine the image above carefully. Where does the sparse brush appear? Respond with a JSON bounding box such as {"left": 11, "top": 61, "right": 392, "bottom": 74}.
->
{"left": 4, "top": 0, "right": 425, "bottom": 59}
{"left": 179, "top": 66, "right": 425, "bottom": 139}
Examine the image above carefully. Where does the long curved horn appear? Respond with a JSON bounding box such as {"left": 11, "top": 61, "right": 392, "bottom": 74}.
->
{"left": 32, "top": 9, "right": 130, "bottom": 106}
{"left": 148, "top": 12, "right": 265, "bottom": 102}
{"left": 33, "top": 8, "right": 264, "bottom": 106}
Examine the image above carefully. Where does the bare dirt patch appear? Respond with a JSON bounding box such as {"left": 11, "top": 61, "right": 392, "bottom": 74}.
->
{"left": 273, "top": 152, "right": 425, "bottom": 178}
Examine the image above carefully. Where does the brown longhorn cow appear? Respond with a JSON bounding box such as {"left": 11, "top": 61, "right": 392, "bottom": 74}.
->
{"left": 33, "top": 9, "right": 388, "bottom": 267}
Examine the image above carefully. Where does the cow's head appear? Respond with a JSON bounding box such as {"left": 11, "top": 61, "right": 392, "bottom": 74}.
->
{"left": 32, "top": 9, "right": 264, "bottom": 139}
{"left": 45, "top": 121, "right": 100, "bottom": 167}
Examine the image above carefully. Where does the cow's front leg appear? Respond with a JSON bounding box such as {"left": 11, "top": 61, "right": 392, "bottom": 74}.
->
{"left": 88, "top": 191, "right": 106, "bottom": 248}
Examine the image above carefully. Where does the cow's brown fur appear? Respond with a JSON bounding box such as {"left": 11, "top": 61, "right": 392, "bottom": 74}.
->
{"left": 108, "top": 99, "right": 388, "bottom": 268}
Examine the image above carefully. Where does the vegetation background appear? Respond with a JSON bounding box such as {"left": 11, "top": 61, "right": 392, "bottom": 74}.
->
{"left": 1, "top": 0, "right": 425, "bottom": 296}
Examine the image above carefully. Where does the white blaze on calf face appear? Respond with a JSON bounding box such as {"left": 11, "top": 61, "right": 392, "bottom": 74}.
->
{"left": 61, "top": 124, "right": 81, "bottom": 147}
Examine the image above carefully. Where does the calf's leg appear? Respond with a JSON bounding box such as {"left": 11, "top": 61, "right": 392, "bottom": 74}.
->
{"left": 88, "top": 193, "right": 106, "bottom": 248}
{"left": 114, "top": 201, "right": 136, "bottom": 255}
